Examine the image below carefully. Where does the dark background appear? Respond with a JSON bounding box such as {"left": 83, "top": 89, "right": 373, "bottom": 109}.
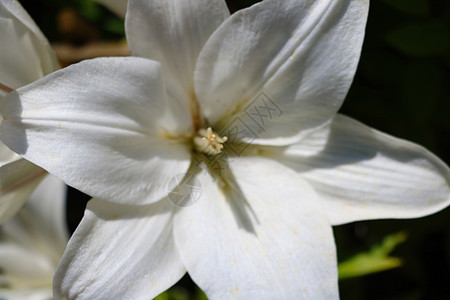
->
{"left": 18, "top": 0, "right": 450, "bottom": 299}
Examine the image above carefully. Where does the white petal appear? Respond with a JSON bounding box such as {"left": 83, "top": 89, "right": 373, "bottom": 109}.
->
{"left": 0, "top": 57, "right": 191, "bottom": 205}
{"left": 54, "top": 198, "right": 185, "bottom": 300}
{"left": 0, "top": 0, "right": 59, "bottom": 89}
{"left": 95, "top": 0, "right": 127, "bottom": 18}
{"left": 0, "top": 288, "right": 53, "bottom": 300}
{"left": 196, "top": 0, "right": 369, "bottom": 145}
{"left": 0, "top": 149, "right": 46, "bottom": 224}
{"left": 0, "top": 241, "right": 55, "bottom": 280}
{"left": 0, "top": 140, "right": 17, "bottom": 163}
{"left": 274, "top": 114, "right": 450, "bottom": 225}
{"left": 18, "top": 174, "right": 68, "bottom": 252}
{"left": 126, "top": 0, "right": 230, "bottom": 131}
{"left": 0, "top": 175, "right": 67, "bottom": 278}
{"left": 0, "top": 174, "right": 66, "bottom": 296}
{"left": 174, "top": 158, "right": 338, "bottom": 299}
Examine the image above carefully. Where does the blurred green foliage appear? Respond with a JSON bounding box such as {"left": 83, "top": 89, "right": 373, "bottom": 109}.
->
{"left": 338, "top": 232, "right": 407, "bottom": 280}
{"left": 19, "top": 0, "right": 450, "bottom": 299}
{"left": 21, "top": 0, "right": 125, "bottom": 41}
{"left": 75, "top": 0, "right": 125, "bottom": 35}
{"left": 155, "top": 287, "right": 207, "bottom": 300}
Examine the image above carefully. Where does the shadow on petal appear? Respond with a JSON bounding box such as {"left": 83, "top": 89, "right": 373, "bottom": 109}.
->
{"left": 88, "top": 197, "right": 173, "bottom": 221}
{"left": 0, "top": 90, "right": 27, "bottom": 155}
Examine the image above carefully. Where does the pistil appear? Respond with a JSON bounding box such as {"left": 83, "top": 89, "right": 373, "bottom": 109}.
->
{"left": 193, "top": 127, "right": 228, "bottom": 156}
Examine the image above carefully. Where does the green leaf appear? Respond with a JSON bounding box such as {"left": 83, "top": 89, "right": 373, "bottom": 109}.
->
{"left": 154, "top": 292, "right": 170, "bottom": 300}
{"left": 154, "top": 287, "right": 190, "bottom": 300}
{"left": 338, "top": 232, "right": 407, "bottom": 279}
{"left": 195, "top": 288, "right": 208, "bottom": 300}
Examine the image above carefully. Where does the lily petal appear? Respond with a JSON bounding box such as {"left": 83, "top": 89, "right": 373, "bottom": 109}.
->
{"left": 273, "top": 114, "right": 450, "bottom": 225}
{"left": 18, "top": 174, "right": 68, "bottom": 252}
{"left": 0, "top": 144, "right": 46, "bottom": 224}
{"left": 0, "top": 0, "right": 59, "bottom": 89}
{"left": 0, "top": 289, "right": 53, "bottom": 300}
{"left": 54, "top": 199, "right": 185, "bottom": 300}
{"left": 0, "top": 175, "right": 66, "bottom": 293}
{"left": 0, "top": 288, "right": 53, "bottom": 300}
{"left": 0, "top": 89, "right": 7, "bottom": 100}
{"left": 174, "top": 158, "right": 338, "bottom": 299}
{"left": 0, "top": 0, "right": 57, "bottom": 223}
{"left": 196, "top": 0, "right": 369, "bottom": 145}
{"left": 126, "top": 0, "right": 230, "bottom": 130}
{"left": 1, "top": 174, "right": 66, "bottom": 249}
{"left": 0, "top": 241, "right": 55, "bottom": 282}
{"left": 0, "top": 57, "right": 191, "bottom": 205}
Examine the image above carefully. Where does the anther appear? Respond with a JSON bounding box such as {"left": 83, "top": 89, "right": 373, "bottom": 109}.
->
{"left": 193, "top": 127, "right": 228, "bottom": 156}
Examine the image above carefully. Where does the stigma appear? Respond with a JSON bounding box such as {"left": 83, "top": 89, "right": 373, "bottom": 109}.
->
{"left": 194, "top": 127, "right": 228, "bottom": 156}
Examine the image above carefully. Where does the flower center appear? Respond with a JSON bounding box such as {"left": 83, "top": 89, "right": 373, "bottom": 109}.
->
{"left": 193, "top": 127, "right": 228, "bottom": 156}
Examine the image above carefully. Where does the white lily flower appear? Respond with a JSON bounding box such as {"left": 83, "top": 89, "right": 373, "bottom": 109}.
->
{"left": 0, "top": 0, "right": 449, "bottom": 299}
{"left": 0, "top": 0, "right": 60, "bottom": 223}
{"left": 0, "top": 175, "right": 67, "bottom": 300}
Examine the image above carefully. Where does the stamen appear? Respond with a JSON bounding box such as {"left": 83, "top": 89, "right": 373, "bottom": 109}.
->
{"left": 0, "top": 82, "right": 13, "bottom": 93}
{"left": 194, "top": 127, "right": 228, "bottom": 156}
